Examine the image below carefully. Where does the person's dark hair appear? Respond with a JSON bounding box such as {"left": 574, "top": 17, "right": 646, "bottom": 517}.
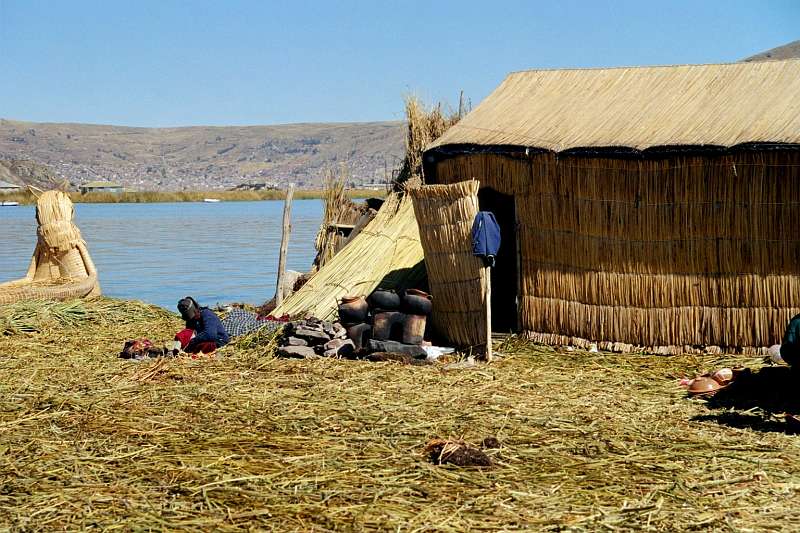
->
{"left": 177, "top": 296, "right": 200, "bottom": 321}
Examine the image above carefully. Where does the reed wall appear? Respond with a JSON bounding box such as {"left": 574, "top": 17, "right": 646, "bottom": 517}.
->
{"left": 434, "top": 149, "right": 800, "bottom": 349}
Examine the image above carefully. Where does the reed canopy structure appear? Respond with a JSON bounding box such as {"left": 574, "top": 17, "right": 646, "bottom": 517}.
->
{"left": 422, "top": 60, "right": 800, "bottom": 353}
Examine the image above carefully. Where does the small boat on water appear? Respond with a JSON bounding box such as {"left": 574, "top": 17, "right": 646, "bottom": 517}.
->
{"left": 1, "top": 201, "right": 19, "bottom": 206}
{"left": 203, "top": 198, "right": 221, "bottom": 203}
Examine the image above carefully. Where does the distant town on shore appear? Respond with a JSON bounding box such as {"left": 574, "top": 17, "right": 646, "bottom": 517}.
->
{"left": 0, "top": 120, "right": 404, "bottom": 192}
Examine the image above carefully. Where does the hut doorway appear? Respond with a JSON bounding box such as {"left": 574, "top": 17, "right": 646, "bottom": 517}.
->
{"left": 477, "top": 188, "right": 518, "bottom": 332}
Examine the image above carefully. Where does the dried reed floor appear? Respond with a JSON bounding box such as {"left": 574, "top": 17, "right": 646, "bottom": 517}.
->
{"left": 1, "top": 308, "right": 799, "bottom": 530}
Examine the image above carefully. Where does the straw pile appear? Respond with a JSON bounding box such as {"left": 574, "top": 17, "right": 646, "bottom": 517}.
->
{"left": 3, "top": 299, "right": 800, "bottom": 529}
{"left": 395, "top": 96, "right": 460, "bottom": 187}
{"left": 274, "top": 192, "right": 425, "bottom": 320}
{"left": 0, "top": 190, "right": 101, "bottom": 304}
{"left": 433, "top": 150, "right": 800, "bottom": 351}
{"left": 410, "top": 180, "right": 486, "bottom": 348}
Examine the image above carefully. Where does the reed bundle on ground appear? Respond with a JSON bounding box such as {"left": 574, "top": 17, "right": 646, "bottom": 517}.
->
{"left": 0, "top": 298, "right": 171, "bottom": 335}
{"left": 424, "top": 60, "right": 800, "bottom": 352}
{"left": 0, "top": 190, "right": 101, "bottom": 303}
{"left": 274, "top": 192, "right": 425, "bottom": 321}
{"left": 2, "top": 298, "right": 800, "bottom": 530}
{"left": 410, "top": 180, "right": 487, "bottom": 348}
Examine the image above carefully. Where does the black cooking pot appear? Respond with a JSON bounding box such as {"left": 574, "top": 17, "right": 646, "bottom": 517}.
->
{"left": 401, "top": 289, "right": 432, "bottom": 316}
{"left": 367, "top": 288, "right": 401, "bottom": 311}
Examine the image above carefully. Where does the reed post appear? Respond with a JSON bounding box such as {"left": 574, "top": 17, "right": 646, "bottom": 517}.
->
{"left": 275, "top": 183, "right": 294, "bottom": 306}
{"left": 484, "top": 266, "right": 492, "bottom": 362}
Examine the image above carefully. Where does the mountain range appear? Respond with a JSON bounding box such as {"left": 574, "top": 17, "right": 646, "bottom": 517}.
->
{"left": 0, "top": 119, "right": 404, "bottom": 190}
{"left": 2, "top": 41, "right": 798, "bottom": 191}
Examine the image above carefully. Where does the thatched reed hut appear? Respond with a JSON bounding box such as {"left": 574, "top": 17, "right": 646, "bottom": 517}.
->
{"left": 423, "top": 60, "right": 800, "bottom": 353}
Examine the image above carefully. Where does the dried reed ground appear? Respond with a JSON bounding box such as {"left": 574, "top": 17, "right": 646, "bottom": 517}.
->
{"left": 1, "top": 299, "right": 799, "bottom": 530}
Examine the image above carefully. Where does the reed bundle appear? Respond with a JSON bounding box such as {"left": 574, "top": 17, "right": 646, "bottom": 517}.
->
{"left": 274, "top": 192, "right": 425, "bottom": 320}
{"left": 410, "top": 180, "right": 486, "bottom": 348}
{"left": 3, "top": 303, "right": 800, "bottom": 530}
{"left": 434, "top": 150, "right": 800, "bottom": 351}
{"left": 395, "top": 97, "right": 460, "bottom": 187}
{"left": 0, "top": 191, "right": 101, "bottom": 304}
{"left": 313, "top": 171, "right": 371, "bottom": 269}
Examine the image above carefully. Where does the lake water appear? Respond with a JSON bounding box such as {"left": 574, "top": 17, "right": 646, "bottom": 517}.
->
{"left": 0, "top": 200, "right": 323, "bottom": 309}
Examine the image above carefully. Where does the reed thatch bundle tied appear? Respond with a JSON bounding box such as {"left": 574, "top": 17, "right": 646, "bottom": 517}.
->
{"left": 38, "top": 221, "right": 84, "bottom": 253}
{"left": 0, "top": 190, "right": 100, "bottom": 304}
{"left": 410, "top": 180, "right": 486, "bottom": 348}
{"left": 33, "top": 191, "right": 85, "bottom": 252}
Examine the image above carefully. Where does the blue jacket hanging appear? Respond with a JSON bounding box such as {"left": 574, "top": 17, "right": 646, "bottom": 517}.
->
{"left": 471, "top": 211, "right": 501, "bottom": 267}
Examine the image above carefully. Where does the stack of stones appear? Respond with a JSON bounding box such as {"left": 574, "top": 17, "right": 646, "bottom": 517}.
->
{"left": 276, "top": 318, "right": 354, "bottom": 359}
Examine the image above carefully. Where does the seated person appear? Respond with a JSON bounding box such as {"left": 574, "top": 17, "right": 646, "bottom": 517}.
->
{"left": 176, "top": 297, "right": 230, "bottom": 354}
{"left": 780, "top": 313, "right": 800, "bottom": 367}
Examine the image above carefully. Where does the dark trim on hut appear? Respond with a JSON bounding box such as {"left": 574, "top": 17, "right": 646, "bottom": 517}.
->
{"left": 423, "top": 142, "right": 800, "bottom": 183}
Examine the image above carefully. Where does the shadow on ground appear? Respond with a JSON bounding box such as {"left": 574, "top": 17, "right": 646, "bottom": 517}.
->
{"left": 691, "top": 366, "right": 800, "bottom": 434}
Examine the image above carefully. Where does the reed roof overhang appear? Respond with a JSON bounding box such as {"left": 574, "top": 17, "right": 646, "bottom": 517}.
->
{"left": 425, "top": 60, "right": 800, "bottom": 160}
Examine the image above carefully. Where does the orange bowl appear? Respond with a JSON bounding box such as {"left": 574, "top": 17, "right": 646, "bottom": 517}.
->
{"left": 688, "top": 377, "right": 722, "bottom": 396}
{"left": 711, "top": 368, "right": 734, "bottom": 385}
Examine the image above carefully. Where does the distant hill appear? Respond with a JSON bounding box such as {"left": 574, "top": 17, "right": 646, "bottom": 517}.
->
{"left": 742, "top": 40, "right": 800, "bottom": 61}
{"left": 0, "top": 119, "right": 404, "bottom": 191}
{"left": 0, "top": 159, "right": 60, "bottom": 189}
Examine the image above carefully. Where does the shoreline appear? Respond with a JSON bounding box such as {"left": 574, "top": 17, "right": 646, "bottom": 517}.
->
{"left": 0, "top": 188, "right": 386, "bottom": 205}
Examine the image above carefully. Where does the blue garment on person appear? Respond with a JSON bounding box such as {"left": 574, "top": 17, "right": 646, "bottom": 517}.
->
{"left": 781, "top": 313, "right": 800, "bottom": 367}
{"left": 187, "top": 307, "right": 230, "bottom": 349}
{"left": 471, "top": 211, "right": 501, "bottom": 267}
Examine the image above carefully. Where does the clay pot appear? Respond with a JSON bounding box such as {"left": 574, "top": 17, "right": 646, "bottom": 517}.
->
{"left": 372, "top": 311, "right": 405, "bottom": 341}
{"left": 345, "top": 323, "right": 372, "bottom": 351}
{"left": 711, "top": 368, "right": 733, "bottom": 385}
{"left": 402, "top": 314, "right": 427, "bottom": 345}
{"left": 338, "top": 296, "right": 368, "bottom": 324}
{"left": 402, "top": 289, "right": 432, "bottom": 316}
{"left": 406, "top": 288, "right": 430, "bottom": 298}
{"left": 687, "top": 377, "right": 722, "bottom": 396}
{"left": 368, "top": 288, "right": 401, "bottom": 311}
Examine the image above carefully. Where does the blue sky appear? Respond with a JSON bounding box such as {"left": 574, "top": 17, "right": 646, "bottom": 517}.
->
{"left": 0, "top": 0, "right": 797, "bottom": 127}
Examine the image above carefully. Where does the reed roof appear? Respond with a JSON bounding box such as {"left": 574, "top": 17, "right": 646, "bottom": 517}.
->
{"left": 428, "top": 60, "right": 800, "bottom": 154}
